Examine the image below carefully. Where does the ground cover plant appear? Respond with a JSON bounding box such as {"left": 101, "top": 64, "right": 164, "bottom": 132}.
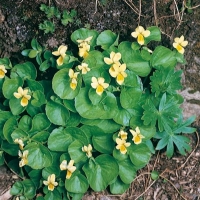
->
{"left": 0, "top": 25, "right": 196, "bottom": 200}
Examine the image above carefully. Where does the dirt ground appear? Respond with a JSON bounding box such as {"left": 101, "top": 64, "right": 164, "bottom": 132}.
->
{"left": 0, "top": 0, "right": 200, "bottom": 199}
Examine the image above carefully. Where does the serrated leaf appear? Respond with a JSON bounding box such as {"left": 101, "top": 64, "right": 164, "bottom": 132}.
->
{"left": 142, "top": 93, "right": 181, "bottom": 132}
{"left": 150, "top": 67, "right": 182, "bottom": 96}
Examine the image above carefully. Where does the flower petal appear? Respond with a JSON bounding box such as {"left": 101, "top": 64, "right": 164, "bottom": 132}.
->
{"left": 57, "top": 56, "right": 64, "bottom": 66}
{"left": 21, "top": 97, "right": 29, "bottom": 107}
{"left": 143, "top": 30, "right": 150, "bottom": 37}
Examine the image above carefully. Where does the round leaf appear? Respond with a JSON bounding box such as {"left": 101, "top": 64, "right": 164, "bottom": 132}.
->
{"left": 65, "top": 172, "right": 89, "bottom": 194}
{"left": 109, "top": 177, "right": 130, "bottom": 194}
{"left": 2, "top": 77, "right": 23, "bottom": 99}
{"left": 52, "top": 68, "right": 81, "bottom": 99}
{"left": 10, "top": 62, "right": 37, "bottom": 80}
{"left": 45, "top": 100, "right": 70, "bottom": 126}
{"left": 128, "top": 143, "right": 151, "bottom": 168}
{"left": 48, "top": 128, "right": 73, "bottom": 152}
{"left": 24, "top": 142, "right": 52, "bottom": 169}
{"left": 82, "top": 154, "right": 118, "bottom": 191}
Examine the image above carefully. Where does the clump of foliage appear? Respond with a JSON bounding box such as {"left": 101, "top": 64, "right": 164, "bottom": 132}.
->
{"left": 0, "top": 26, "right": 195, "bottom": 200}
{"left": 39, "top": 4, "right": 77, "bottom": 34}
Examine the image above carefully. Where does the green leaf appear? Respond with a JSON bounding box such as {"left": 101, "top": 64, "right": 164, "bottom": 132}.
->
{"left": 0, "top": 151, "right": 4, "bottom": 166}
{"left": 123, "top": 70, "right": 142, "bottom": 88}
{"left": 63, "top": 99, "right": 77, "bottom": 112}
{"left": 26, "top": 79, "right": 44, "bottom": 92}
{"left": 113, "top": 100, "right": 134, "bottom": 126}
{"left": 21, "top": 49, "right": 31, "bottom": 57}
{"left": 3, "top": 116, "right": 18, "bottom": 143}
{"left": 109, "top": 177, "right": 130, "bottom": 194}
{"left": 66, "top": 112, "right": 81, "bottom": 127}
{"left": 151, "top": 46, "right": 177, "bottom": 69}
{"left": 22, "top": 179, "right": 36, "bottom": 199}
{"left": 31, "top": 131, "right": 49, "bottom": 142}
{"left": 11, "top": 128, "right": 28, "bottom": 141}
{"left": 18, "top": 115, "right": 32, "bottom": 132}
{"left": 92, "top": 132, "right": 115, "bottom": 154}
{"left": 1, "top": 141, "right": 19, "bottom": 156}
{"left": 48, "top": 128, "right": 73, "bottom": 152}
{"left": 145, "top": 26, "right": 161, "bottom": 44}
{"left": 10, "top": 181, "right": 23, "bottom": 195}
{"left": 28, "top": 50, "right": 38, "bottom": 58}
{"left": 128, "top": 143, "right": 151, "bottom": 168}
{"left": 68, "top": 140, "right": 88, "bottom": 163}
{"left": 120, "top": 87, "right": 142, "bottom": 109}
{"left": 113, "top": 148, "right": 128, "bottom": 161}
{"left": 151, "top": 170, "right": 159, "bottom": 180}
{"left": 75, "top": 88, "right": 104, "bottom": 119}
{"left": 52, "top": 68, "right": 81, "bottom": 99}
{"left": 96, "top": 30, "right": 119, "bottom": 49}
{"left": 44, "top": 189, "right": 62, "bottom": 200}
{"left": 29, "top": 113, "right": 51, "bottom": 134}
{"left": 31, "top": 90, "right": 46, "bottom": 107}
{"left": 118, "top": 41, "right": 151, "bottom": 77}
{"left": 2, "top": 77, "right": 23, "bottom": 99}
{"left": 40, "top": 60, "right": 51, "bottom": 71}
{"left": 10, "top": 62, "right": 37, "bottom": 80}
{"left": 81, "top": 118, "right": 121, "bottom": 133}
{"left": 71, "top": 28, "right": 98, "bottom": 47}
{"left": 65, "top": 172, "right": 89, "bottom": 194}
{"left": 31, "top": 38, "right": 42, "bottom": 51}
{"left": 0, "top": 111, "right": 13, "bottom": 139}
{"left": 28, "top": 170, "right": 42, "bottom": 188}
{"left": 150, "top": 67, "right": 182, "bottom": 96}
{"left": 9, "top": 97, "right": 26, "bottom": 115}
{"left": 83, "top": 154, "right": 118, "bottom": 191}
{"left": 24, "top": 142, "right": 52, "bottom": 169}
{"left": 45, "top": 100, "right": 70, "bottom": 126}
{"left": 117, "top": 158, "right": 137, "bottom": 184}
{"left": 142, "top": 93, "right": 181, "bottom": 132}
{"left": 88, "top": 87, "right": 104, "bottom": 105}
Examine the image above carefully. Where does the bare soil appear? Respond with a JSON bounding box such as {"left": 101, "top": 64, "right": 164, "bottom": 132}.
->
{"left": 0, "top": 0, "right": 200, "bottom": 199}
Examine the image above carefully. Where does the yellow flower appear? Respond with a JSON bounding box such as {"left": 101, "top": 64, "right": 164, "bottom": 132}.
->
{"left": 77, "top": 63, "right": 90, "bottom": 74}
{"left": 82, "top": 144, "right": 93, "bottom": 158}
{"left": 118, "top": 130, "right": 128, "bottom": 140}
{"left": 173, "top": 35, "right": 188, "bottom": 54}
{"left": 14, "top": 138, "right": 24, "bottom": 150}
{"left": 131, "top": 26, "right": 150, "bottom": 45}
{"left": 104, "top": 51, "right": 121, "bottom": 65}
{"left": 0, "top": 65, "right": 7, "bottom": 78}
{"left": 14, "top": 87, "right": 31, "bottom": 107}
{"left": 69, "top": 69, "right": 79, "bottom": 90}
{"left": 52, "top": 45, "right": 68, "bottom": 66}
{"left": 77, "top": 36, "right": 93, "bottom": 58}
{"left": 116, "top": 138, "right": 131, "bottom": 154}
{"left": 91, "top": 77, "right": 109, "bottom": 95}
{"left": 18, "top": 150, "right": 28, "bottom": 167}
{"left": 43, "top": 174, "right": 58, "bottom": 191}
{"left": 60, "top": 160, "right": 76, "bottom": 179}
{"left": 130, "top": 126, "right": 145, "bottom": 145}
{"left": 109, "top": 63, "right": 127, "bottom": 85}
{"left": 77, "top": 36, "right": 93, "bottom": 46}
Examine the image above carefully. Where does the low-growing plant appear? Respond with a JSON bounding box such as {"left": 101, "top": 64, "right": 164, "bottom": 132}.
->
{"left": 39, "top": 4, "right": 78, "bottom": 34}
{"left": 61, "top": 9, "right": 77, "bottom": 26}
{"left": 0, "top": 26, "right": 195, "bottom": 199}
